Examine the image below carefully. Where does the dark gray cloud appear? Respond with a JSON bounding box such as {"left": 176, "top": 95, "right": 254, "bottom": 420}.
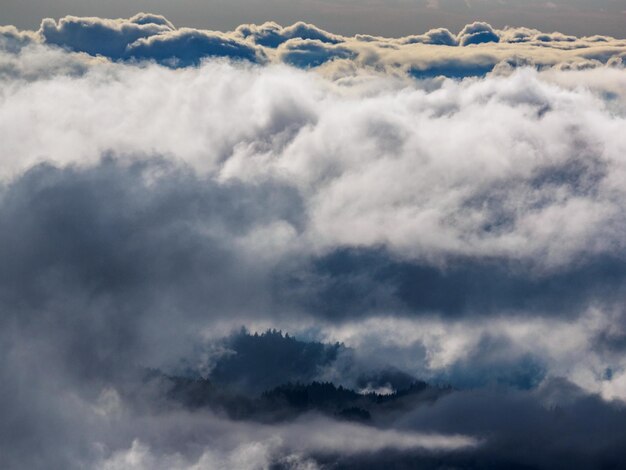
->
{"left": 126, "top": 28, "right": 264, "bottom": 66}
{"left": 39, "top": 13, "right": 173, "bottom": 59}
{"left": 38, "top": 14, "right": 264, "bottom": 65}
{"left": 0, "top": 158, "right": 305, "bottom": 469}
{"left": 457, "top": 21, "right": 500, "bottom": 46}
{"left": 313, "top": 380, "right": 626, "bottom": 469}
{"left": 0, "top": 158, "right": 305, "bottom": 380}
{"left": 277, "top": 39, "right": 355, "bottom": 68}
{"left": 235, "top": 21, "right": 342, "bottom": 48}
{"left": 396, "top": 379, "right": 626, "bottom": 469}
{"left": 0, "top": 157, "right": 622, "bottom": 468}
{"left": 278, "top": 247, "right": 626, "bottom": 320}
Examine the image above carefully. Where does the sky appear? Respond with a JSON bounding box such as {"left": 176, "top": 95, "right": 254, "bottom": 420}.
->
{"left": 1, "top": 3, "right": 626, "bottom": 470}
{"left": 2, "top": 0, "right": 626, "bottom": 38}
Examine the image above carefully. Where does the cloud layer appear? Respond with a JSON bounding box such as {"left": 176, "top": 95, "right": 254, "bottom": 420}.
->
{"left": 1, "top": 13, "right": 626, "bottom": 470}
{"left": 2, "top": 12, "right": 625, "bottom": 74}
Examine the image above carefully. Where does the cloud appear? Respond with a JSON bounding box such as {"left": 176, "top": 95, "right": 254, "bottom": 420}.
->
{"left": 0, "top": 25, "right": 37, "bottom": 53}
{"left": 235, "top": 21, "right": 342, "bottom": 48}
{"left": 0, "top": 158, "right": 306, "bottom": 384}
{"left": 95, "top": 417, "right": 477, "bottom": 470}
{"left": 1, "top": 12, "right": 626, "bottom": 470}
{"left": 277, "top": 39, "right": 356, "bottom": 68}
{"left": 125, "top": 28, "right": 264, "bottom": 66}
{"left": 399, "top": 27, "right": 458, "bottom": 46}
{"left": 395, "top": 379, "right": 626, "bottom": 469}
{"left": 309, "top": 379, "right": 626, "bottom": 469}
{"left": 316, "top": 305, "right": 626, "bottom": 401}
{"left": 39, "top": 13, "right": 174, "bottom": 59}
{"left": 281, "top": 247, "right": 626, "bottom": 321}
{"left": 1, "top": 56, "right": 624, "bottom": 270}
{"left": 37, "top": 13, "right": 264, "bottom": 66}
{"left": 457, "top": 21, "right": 500, "bottom": 46}
{"left": 2, "top": 13, "right": 624, "bottom": 74}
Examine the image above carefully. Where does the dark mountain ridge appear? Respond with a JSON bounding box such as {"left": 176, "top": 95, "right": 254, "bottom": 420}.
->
{"left": 160, "top": 373, "right": 450, "bottom": 423}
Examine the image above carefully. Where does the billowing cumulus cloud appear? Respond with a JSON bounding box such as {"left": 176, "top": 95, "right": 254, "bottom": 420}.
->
{"left": 2, "top": 55, "right": 624, "bottom": 268}
{"left": 39, "top": 14, "right": 174, "bottom": 58}
{"left": 1, "top": 12, "right": 626, "bottom": 470}
{"left": 236, "top": 21, "right": 343, "bottom": 48}
{"left": 37, "top": 14, "right": 265, "bottom": 66}
{"left": 2, "top": 12, "right": 624, "bottom": 73}
{"left": 457, "top": 21, "right": 500, "bottom": 46}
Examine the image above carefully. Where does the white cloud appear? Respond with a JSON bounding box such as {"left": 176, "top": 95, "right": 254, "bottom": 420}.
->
{"left": 314, "top": 306, "right": 626, "bottom": 399}
{"left": 0, "top": 51, "right": 624, "bottom": 270}
{"left": 96, "top": 415, "right": 477, "bottom": 470}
